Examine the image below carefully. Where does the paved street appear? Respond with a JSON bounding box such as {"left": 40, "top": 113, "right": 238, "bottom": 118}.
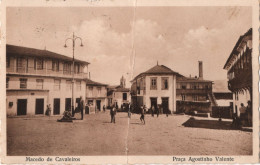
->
{"left": 7, "top": 111, "right": 252, "bottom": 156}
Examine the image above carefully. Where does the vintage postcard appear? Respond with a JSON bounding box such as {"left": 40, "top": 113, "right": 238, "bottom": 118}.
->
{"left": 0, "top": 0, "right": 259, "bottom": 164}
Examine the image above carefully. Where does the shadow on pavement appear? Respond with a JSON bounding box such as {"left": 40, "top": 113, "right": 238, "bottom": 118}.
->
{"left": 182, "top": 118, "right": 252, "bottom": 132}
{"left": 130, "top": 122, "right": 143, "bottom": 125}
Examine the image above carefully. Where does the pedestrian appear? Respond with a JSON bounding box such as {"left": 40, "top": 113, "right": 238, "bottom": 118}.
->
{"left": 140, "top": 105, "right": 145, "bottom": 124}
{"left": 45, "top": 104, "right": 51, "bottom": 117}
{"left": 166, "top": 108, "right": 169, "bottom": 117}
{"left": 128, "top": 104, "right": 131, "bottom": 118}
{"left": 246, "top": 100, "right": 252, "bottom": 126}
{"left": 157, "top": 105, "right": 160, "bottom": 117}
{"left": 110, "top": 105, "right": 116, "bottom": 123}
{"left": 79, "top": 96, "right": 84, "bottom": 120}
{"left": 151, "top": 105, "right": 155, "bottom": 117}
{"left": 239, "top": 103, "right": 246, "bottom": 126}
{"left": 103, "top": 105, "right": 106, "bottom": 112}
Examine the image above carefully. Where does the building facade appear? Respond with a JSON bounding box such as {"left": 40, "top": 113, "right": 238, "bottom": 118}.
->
{"left": 6, "top": 44, "right": 89, "bottom": 116}
{"left": 223, "top": 28, "right": 252, "bottom": 115}
{"left": 176, "top": 61, "right": 214, "bottom": 113}
{"left": 85, "top": 79, "right": 107, "bottom": 113}
{"left": 131, "top": 64, "right": 178, "bottom": 113}
{"left": 131, "top": 62, "right": 214, "bottom": 114}
{"left": 107, "top": 76, "right": 131, "bottom": 109}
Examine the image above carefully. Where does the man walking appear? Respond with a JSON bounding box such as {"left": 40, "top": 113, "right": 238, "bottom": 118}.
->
{"left": 110, "top": 106, "right": 116, "bottom": 123}
{"left": 140, "top": 105, "right": 145, "bottom": 124}
{"left": 157, "top": 105, "right": 160, "bottom": 117}
{"left": 151, "top": 105, "right": 155, "bottom": 117}
{"left": 79, "top": 96, "right": 84, "bottom": 120}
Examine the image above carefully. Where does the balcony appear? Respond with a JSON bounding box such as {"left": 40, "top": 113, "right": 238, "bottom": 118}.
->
{"left": 176, "top": 88, "right": 211, "bottom": 94}
{"left": 6, "top": 66, "right": 89, "bottom": 79}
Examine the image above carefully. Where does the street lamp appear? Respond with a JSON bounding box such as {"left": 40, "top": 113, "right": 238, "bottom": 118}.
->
{"left": 64, "top": 32, "right": 83, "bottom": 117}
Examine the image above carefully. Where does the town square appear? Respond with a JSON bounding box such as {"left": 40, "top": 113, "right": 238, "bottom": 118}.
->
{"left": 4, "top": 4, "right": 255, "bottom": 160}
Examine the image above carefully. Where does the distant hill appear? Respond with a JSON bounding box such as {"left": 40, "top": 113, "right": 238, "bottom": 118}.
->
{"left": 212, "top": 79, "right": 230, "bottom": 93}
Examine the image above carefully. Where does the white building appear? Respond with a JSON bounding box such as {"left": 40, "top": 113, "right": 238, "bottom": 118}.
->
{"left": 6, "top": 44, "right": 89, "bottom": 116}
{"left": 85, "top": 79, "right": 108, "bottom": 113}
{"left": 107, "top": 76, "right": 131, "bottom": 109}
{"left": 131, "top": 64, "right": 178, "bottom": 113}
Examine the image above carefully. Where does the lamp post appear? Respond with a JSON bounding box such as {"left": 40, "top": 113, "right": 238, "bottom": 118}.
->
{"left": 64, "top": 32, "right": 83, "bottom": 116}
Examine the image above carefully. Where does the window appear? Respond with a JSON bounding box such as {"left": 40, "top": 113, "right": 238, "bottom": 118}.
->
{"left": 54, "top": 79, "right": 61, "bottom": 91}
{"left": 6, "top": 77, "right": 9, "bottom": 88}
{"left": 181, "top": 94, "right": 186, "bottom": 101}
{"left": 97, "top": 87, "right": 101, "bottom": 96}
{"left": 74, "top": 64, "right": 80, "bottom": 74}
{"left": 88, "top": 86, "right": 93, "bottom": 97}
{"left": 34, "top": 58, "right": 44, "bottom": 70}
{"left": 52, "top": 60, "right": 59, "bottom": 72}
{"left": 161, "top": 77, "right": 169, "bottom": 90}
{"left": 17, "top": 57, "right": 26, "bottom": 71}
{"left": 66, "top": 80, "right": 72, "bottom": 90}
{"left": 63, "top": 62, "right": 71, "bottom": 74}
{"left": 150, "top": 77, "right": 157, "bottom": 90}
{"left": 76, "top": 81, "right": 81, "bottom": 91}
{"left": 181, "top": 84, "right": 187, "bottom": 89}
{"left": 6, "top": 56, "right": 10, "bottom": 68}
{"left": 20, "top": 78, "right": 27, "bottom": 89}
{"left": 191, "top": 83, "right": 198, "bottom": 89}
{"left": 36, "top": 79, "right": 43, "bottom": 89}
{"left": 192, "top": 95, "right": 198, "bottom": 101}
{"left": 123, "top": 93, "right": 127, "bottom": 100}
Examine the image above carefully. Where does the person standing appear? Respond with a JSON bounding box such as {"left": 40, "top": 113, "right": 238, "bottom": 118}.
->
{"left": 151, "top": 105, "right": 155, "bottom": 117}
{"left": 103, "top": 105, "right": 106, "bottom": 112}
{"left": 156, "top": 105, "right": 160, "bottom": 117}
{"left": 79, "top": 96, "right": 84, "bottom": 120}
{"left": 239, "top": 103, "right": 246, "bottom": 126}
{"left": 110, "top": 106, "right": 116, "bottom": 123}
{"left": 246, "top": 100, "right": 252, "bottom": 126}
{"left": 140, "top": 105, "right": 145, "bottom": 124}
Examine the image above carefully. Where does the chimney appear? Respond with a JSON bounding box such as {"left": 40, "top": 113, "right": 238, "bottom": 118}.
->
{"left": 198, "top": 61, "right": 203, "bottom": 79}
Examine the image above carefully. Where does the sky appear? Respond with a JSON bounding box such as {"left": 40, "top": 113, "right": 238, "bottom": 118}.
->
{"left": 6, "top": 6, "right": 252, "bottom": 87}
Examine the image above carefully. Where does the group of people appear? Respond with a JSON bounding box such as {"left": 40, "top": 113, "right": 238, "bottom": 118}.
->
{"left": 238, "top": 101, "right": 252, "bottom": 127}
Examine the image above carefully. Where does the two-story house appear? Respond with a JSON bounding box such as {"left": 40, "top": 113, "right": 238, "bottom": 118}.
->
{"left": 131, "top": 64, "right": 179, "bottom": 113}
{"left": 107, "top": 76, "right": 131, "bottom": 109}
{"left": 223, "top": 28, "right": 252, "bottom": 116}
{"left": 6, "top": 44, "right": 89, "bottom": 116}
{"left": 85, "top": 79, "right": 108, "bottom": 113}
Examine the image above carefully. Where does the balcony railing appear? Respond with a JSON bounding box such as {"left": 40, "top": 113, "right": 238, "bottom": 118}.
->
{"left": 7, "top": 66, "right": 88, "bottom": 79}
{"left": 176, "top": 88, "right": 211, "bottom": 94}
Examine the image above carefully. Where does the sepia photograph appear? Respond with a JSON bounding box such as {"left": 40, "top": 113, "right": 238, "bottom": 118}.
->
{"left": 1, "top": 0, "right": 259, "bottom": 164}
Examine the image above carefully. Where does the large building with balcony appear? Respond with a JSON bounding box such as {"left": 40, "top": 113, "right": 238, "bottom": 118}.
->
{"left": 6, "top": 44, "right": 89, "bottom": 116}
{"left": 223, "top": 28, "right": 252, "bottom": 115}
{"left": 176, "top": 61, "right": 215, "bottom": 113}
{"left": 131, "top": 62, "right": 214, "bottom": 114}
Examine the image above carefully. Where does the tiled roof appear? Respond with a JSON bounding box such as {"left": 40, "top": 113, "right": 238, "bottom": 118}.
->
{"left": 144, "top": 65, "right": 179, "bottom": 74}
{"left": 133, "top": 64, "right": 183, "bottom": 81}
{"left": 6, "top": 44, "right": 90, "bottom": 65}
{"left": 115, "top": 87, "right": 130, "bottom": 92}
{"left": 86, "top": 79, "right": 108, "bottom": 86}
{"left": 223, "top": 28, "right": 252, "bottom": 69}
{"left": 177, "top": 76, "right": 213, "bottom": 83}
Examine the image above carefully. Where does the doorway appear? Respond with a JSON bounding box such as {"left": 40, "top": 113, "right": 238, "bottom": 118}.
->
{"left": 65, "top": 98, "right": 71, "bottom": 111}
{"left": 35, "top": 98, "right": 44, "bottom": 114}
{"left": 17, "top": 99, "right": 27, "bottom": 115}
{"left": 96, "top": 100, "right": 101, "bottom": 111}
{"left": 161, "top": 97, "right": 169, "bottom": 114}
{"left": 53, "top": 98, "right": 60, "bottom": 115}
{"left": 150, "top": 97, "right": 157, "bottom": 109}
